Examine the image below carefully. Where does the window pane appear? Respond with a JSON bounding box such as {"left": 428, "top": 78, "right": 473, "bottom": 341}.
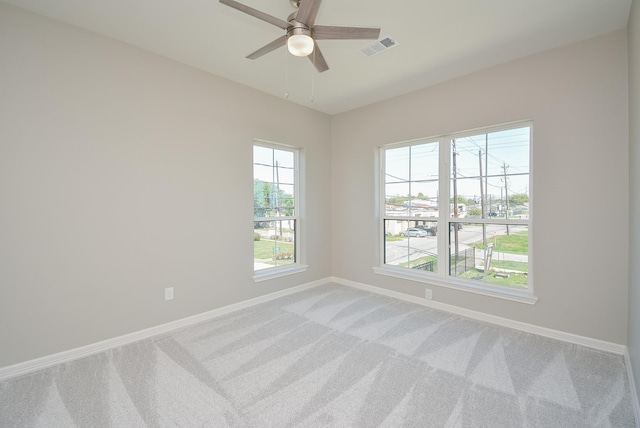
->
{"left": 254, "top": 179, "right": 276, "bottom": 218}
{"left": 384, "top": 220, "right": 438, "bottom": 272}
{"left": 385, "top": 142, "right": 439, "bottom": 217}
{"left": 451, "top": 127, "right": 529, "bottom": 220}
{"left": 488, "top": 128, "right": 530, "bottom": 220}
{"left": 385, "top": 146, "right": 410, "bottom": 216}
{"left": 450, "top": 134, "right": 485, "bottom": 218}
{"left": 385, "top": 182, "right": 410, "bottom": 217}
{"left": 410, "top": 143, "right": 439, "bottom": 183}
{"left": 253, "top": 145, "right": 273, "bottom": 168}
{"left": 411, "top": 143, "right": 439, "bottom": 214}
{"left": 385, "top": 146, "right": 410, "bottom": 182}
{"left": 273, "top": 148, "right": 294, "bottom": 169}
{"left": 254, "top": 146, "right": 296, "bottom": 219}
{"left": 448, "top": 222, "right": 528, "bottom": 289}
{"left": 254, "top": 220, "right": 296, "bottom": 270}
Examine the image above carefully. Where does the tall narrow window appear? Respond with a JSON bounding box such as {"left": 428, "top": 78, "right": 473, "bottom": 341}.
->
{"left": 253, "top": 142, "right": 300, "bottom": 276}
{"left": 378, "top": 122, "right": 533, "bottom": 302}
{"left": 383, "top": 140, "right": 440, "bottom": 271}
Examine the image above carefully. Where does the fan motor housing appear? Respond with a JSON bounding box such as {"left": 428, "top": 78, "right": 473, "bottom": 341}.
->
{"left": 287, "top": 21, "right": 312, "bottom": 39}
{"left": 287, "top": 10, "right": 312, "bottom": 38}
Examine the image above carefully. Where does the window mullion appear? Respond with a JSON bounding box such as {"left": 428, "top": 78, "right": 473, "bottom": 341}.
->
{"left": 379, "top": 148, "right": 386, "bottom": 266}
{"left": 438, "top": 137, "right": 450, "bottom": 278}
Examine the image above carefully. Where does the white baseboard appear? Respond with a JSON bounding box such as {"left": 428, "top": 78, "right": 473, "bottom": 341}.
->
{"left": 625, "top": 348, "right": 640, "bottom": 427}
{"left": 330, "top": 276, "right": 627, "bottom": 355}
{"left": 1, "top": 275, "right": 631, "bottom": 386}
{"left": 0, "top": 277, "right": 329, "bottom": 381}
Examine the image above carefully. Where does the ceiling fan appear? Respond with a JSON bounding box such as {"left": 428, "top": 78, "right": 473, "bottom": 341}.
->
{"left": 219, "top": 0, "right": 381, "bottom": 73}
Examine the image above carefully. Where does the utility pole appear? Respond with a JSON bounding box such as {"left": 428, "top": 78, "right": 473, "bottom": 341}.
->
{"left": 452, "top": 140, "right": 459, "bottom": 274}
{"left": 479, "top": 149, "right": 489, "bottom": 279}
{"left": 485, "top": 135, "right": 489, "bottom": 217}
{"left": 503, "top": 162, "right": 510, "bottom": 235}
{"left": 478, "top": 150, "right": 485, "bottom": 219}
{"left": 478, "top": 150, "right": 487, "bottom": 262}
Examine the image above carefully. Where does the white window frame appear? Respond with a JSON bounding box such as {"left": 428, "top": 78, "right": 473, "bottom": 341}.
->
{"left": 374, "top": 121, "right": 536, "bottom": 304}
{"left": 253, "top": 140, "right": 307, "bottom": 282}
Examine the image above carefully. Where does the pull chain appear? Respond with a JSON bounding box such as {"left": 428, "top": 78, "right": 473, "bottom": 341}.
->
{"left": 284, "top": 43, "right": 289, "bottom": 99}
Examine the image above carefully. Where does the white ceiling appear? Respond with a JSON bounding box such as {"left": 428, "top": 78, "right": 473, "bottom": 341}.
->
{"left": 3, "top": 0, "right": 632, "bottom": 115}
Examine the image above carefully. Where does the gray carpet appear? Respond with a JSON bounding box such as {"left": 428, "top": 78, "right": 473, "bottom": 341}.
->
{"left": 0, "top": 283, "right": 636, "bottom": 427}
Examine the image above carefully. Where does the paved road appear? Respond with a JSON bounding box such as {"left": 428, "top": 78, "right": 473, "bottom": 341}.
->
{"left": 386, "top": 224, "right": 527, "bottom": 266}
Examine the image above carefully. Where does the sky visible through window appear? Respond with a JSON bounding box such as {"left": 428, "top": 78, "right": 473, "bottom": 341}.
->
{"left": 385, "top": 127, "right": 529, "bottom": 206}
{"left": 253, "top": 145, "right": 295, "bottom": 218}
{"left": 453, "top": 127, "right": 530, "bottom": 203}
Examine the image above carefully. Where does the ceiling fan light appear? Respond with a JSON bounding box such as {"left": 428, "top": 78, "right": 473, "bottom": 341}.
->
{"left": 288, "top": 34, "right": 314, "bottom": 57}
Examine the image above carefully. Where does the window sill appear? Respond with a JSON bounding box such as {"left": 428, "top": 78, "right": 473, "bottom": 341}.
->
{"left": 253, "top": 264, "right": 309, "bottom": 282}
{"left": 372, "top": 265, "right": 538, "bottom": 305}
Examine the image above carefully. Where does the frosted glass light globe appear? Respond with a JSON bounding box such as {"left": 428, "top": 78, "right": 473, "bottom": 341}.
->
{"left": 287, "top": 34, "right": 314, "bottom": 57}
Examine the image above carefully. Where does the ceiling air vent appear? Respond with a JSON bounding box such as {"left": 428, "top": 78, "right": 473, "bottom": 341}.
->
{"left": 360, "top": 36, "right": 399, "bottom": 57}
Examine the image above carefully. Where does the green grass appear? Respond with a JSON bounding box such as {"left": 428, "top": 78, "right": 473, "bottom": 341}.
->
{"left": 474, "top": 230, "right": 528, "bottom": 253}
{"left": 459, "top": 269, "right": 528, "bottom": 288}
{"left": 254, "top": 239, "right": 294, "bottom": 260}
{"left": 490, "top": 260, "right": 528, "bottom": 272}
{"left": 385, "top": 234, "right": 405, "bottom": 242}
{"left": 400, "top": 255, "right": 438, "bottom": 269}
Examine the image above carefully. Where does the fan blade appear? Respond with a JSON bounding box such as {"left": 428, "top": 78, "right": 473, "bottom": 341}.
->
{"left": 309, "top": 42, "right": 329, "bottom": 73}
{"left": 219, "top": 0, "right": 289, "bottom": 30}
{"left": 246, "top": 36, "right": 287, "bottom": 59}
{"left": 295, "top": 0, "right": 321, "bottom": 26}
{"left": 314, "top": 25, "right": 380, "bottom": 40}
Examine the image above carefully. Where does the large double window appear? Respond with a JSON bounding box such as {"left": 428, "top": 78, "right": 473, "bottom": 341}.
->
{"left": 378, "top": 122, "right": 534, "bottom": 302}
{"left": 253, "top": 142, "right": 304, "bottom": 280}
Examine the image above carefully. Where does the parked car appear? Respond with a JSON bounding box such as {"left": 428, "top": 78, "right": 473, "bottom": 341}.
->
{"left": 402, "top": 228, "right": 428, "bottom": 237}
{"left": 417, "top": 225, "right": 438, "bottom": 236}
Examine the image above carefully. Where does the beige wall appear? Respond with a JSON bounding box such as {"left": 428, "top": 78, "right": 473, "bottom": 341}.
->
{"left": 0, "top": 3, "right": 332, "bottom": 367}
{"left": 0, "top": 1, "right": 634, "bottom": 370}
{"left": 628, "top": 0, "right": 640, "bottom": 403}
{"left": 331, "top": 30, "right": 629, "bottom": 344}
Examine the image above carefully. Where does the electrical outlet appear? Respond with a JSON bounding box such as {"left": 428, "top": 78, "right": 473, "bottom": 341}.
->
{"left": 165, "top": 287, "right": 174, "bottom": 301}
{"left": 425, "top": 288, "right": 432, "bottom": 300}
